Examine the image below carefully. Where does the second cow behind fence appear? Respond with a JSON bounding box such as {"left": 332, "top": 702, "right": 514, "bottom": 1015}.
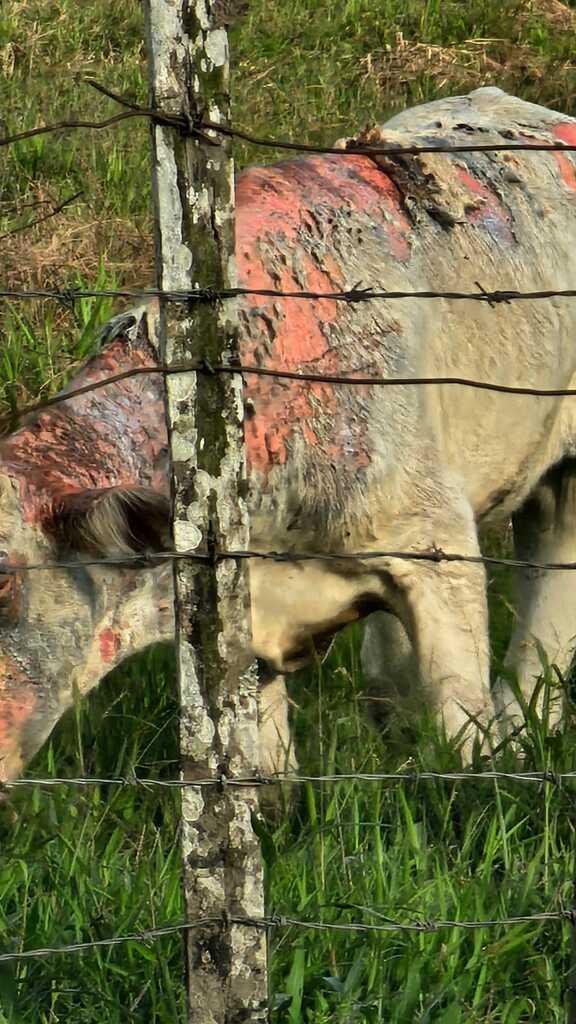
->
{"left": 2, "top": 86, "right": 576, "bottom": 782}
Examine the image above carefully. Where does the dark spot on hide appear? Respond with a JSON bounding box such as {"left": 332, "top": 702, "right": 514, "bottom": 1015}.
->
{"left": 454, "top": 123, "right": 489, "bottom": 134}
{"left": 425, "top": 205, "right": 462, "bottom": 230}
{"left": 0, "top": 573, "right": 20, "bottom": 626}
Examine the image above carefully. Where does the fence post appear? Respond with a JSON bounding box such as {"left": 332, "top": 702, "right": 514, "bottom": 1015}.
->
{"left": 144, "top": 3, "right": 268, "bottom": 1022}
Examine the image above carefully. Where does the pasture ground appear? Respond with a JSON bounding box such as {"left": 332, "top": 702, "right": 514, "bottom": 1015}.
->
{"left": 1, "top": 1, "right": 576, "bottom": 1020}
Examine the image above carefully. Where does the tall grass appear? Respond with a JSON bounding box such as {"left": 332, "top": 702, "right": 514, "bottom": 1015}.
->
{"left": 1, "top": 0, "right": 576, "bottom": 1020}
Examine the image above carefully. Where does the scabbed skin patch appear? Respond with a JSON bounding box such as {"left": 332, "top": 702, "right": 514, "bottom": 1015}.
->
{"left": 0, "top": 661, "right": 37, "bottom": 782}
{"left": 454, "top": 165, "right": 516, "bottom": 244}
{"left": 0, "top": 337, "right": 169, "bottom": 528}
{"left": 236, "top": 155, "right": 411, "bottom": 476}
{"left": 98, "top": 627, "right": 122, "bottom": 664}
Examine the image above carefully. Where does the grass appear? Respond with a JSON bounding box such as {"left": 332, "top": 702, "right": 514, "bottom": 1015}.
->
{"left": 2, "top": 639, "right": 575, "bottom": 1022}
{"left": 2, "top": 0, "right": 576, "bottom": 1020}
{"left": 271, "top": 644, "right": 576, "bottom": 1023}
{"left": 0, "top": 648, "right": 185, "bottom": 1023}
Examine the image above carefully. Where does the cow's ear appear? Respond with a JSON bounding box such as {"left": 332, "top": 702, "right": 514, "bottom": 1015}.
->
{"left": 50, "top": 486, "right": 170, "bottom": 556}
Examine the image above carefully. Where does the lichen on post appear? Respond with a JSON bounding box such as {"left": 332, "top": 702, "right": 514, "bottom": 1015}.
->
{"left": 144, "top": 2, "right": 267, "bottom": 1021}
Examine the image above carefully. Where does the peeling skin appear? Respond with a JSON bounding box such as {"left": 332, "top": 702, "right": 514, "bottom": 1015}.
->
{"left": 1, "top": 334, "right": 169, "bottom": 526}
{"left": 236, "top": 155, "right": 411, "bottom": 474}
{"left": 454, "top": 166, "right": 516, "bottom": 243}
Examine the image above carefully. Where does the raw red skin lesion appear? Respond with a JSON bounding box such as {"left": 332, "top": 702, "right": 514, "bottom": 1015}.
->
{"left": 240, "top": 249, "right": 340, "bottom": 472}
{"left": 99, "top": 628, "right": 121, "bottom": 664}
{"left": 552, "top": 123, "right": 576, "bottom": 192}
{"left": 236, "top": 155, "right": 411, "bottom": 474}
{"left": 455, "top": 166, "right": 515, "bottom": 243}
{"left": 0, "top": 336, "right": 169, "bottom": 529}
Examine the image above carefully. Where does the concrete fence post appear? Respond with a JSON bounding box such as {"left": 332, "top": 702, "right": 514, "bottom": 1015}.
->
{"left": 144, "top": 3, "right": 268, "bottom": 1021}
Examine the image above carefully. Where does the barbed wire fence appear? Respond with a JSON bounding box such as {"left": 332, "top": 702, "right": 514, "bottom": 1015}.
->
{"left": 2, "top": 0, "right": 576, "bottom": 1019}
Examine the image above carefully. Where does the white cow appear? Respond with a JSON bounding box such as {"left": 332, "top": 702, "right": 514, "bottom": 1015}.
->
{"left": 1, "top": 87, "right": 576, "bottom": 780}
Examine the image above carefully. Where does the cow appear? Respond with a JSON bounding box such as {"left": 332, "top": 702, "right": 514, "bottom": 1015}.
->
{"left": 2, "top": 85, "right": 576, "bottom": 783}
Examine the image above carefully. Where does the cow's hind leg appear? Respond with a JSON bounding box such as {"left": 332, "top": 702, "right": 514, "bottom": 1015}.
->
{"left": 258, "top": 675, "right": 298, "bottom": 777}
{"left": 493, "top": 461, "right": 576, "bottom": 732}
{"left": 360, "top": 610, "right": 419, "bottom": 723}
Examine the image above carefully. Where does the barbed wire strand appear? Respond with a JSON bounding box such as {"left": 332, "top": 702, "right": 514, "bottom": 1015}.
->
{"left": 2, "top": 284, "right": 576, "bottom": 305}
{"left": 0, "top": 909, "right": 571, "bottom": 965}
{"left": 5, "top": 353, "right": 576, "bottom": 444}
{"left": 4, "top": 77, "right": 576, "bottom": 161}
{"left": 0, "top": 109, "right": 148, "bottom": 150}
{"left": 3, "top": 768, "right": 575, "bottom": 790}
{"left": 4, "top": 544, "right": 576, "bottom": 576}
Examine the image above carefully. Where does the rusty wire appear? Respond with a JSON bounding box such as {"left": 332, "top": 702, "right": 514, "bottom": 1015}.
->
{"left": 0, "top": 908, "right": 571, "bottom": 965}
{"left": 3, "top": 77, "right": 576, "bottom": 160}
{"left": 2, "top": 283, "right": 576, "bottom": 306}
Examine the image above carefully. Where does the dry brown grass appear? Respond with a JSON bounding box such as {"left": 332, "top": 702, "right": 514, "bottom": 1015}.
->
{"left": 524, "top": 0, "right": 576, "bottom": 30}
{"left": 368, "top": 28, "right": 576, "bottom": 110}
{"left": 1, "top": 193, "right": 153, "bottom": 374}
{"left": 2, "top": 0, "right": 576, "bottom": 371}
{"left": 2, "top": 201, "right": 153, "bottom": 295}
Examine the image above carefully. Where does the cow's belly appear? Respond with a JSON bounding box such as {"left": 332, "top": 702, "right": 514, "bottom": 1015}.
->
{"left": 427, "top": 389, "right": 574, "bottom": 525}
